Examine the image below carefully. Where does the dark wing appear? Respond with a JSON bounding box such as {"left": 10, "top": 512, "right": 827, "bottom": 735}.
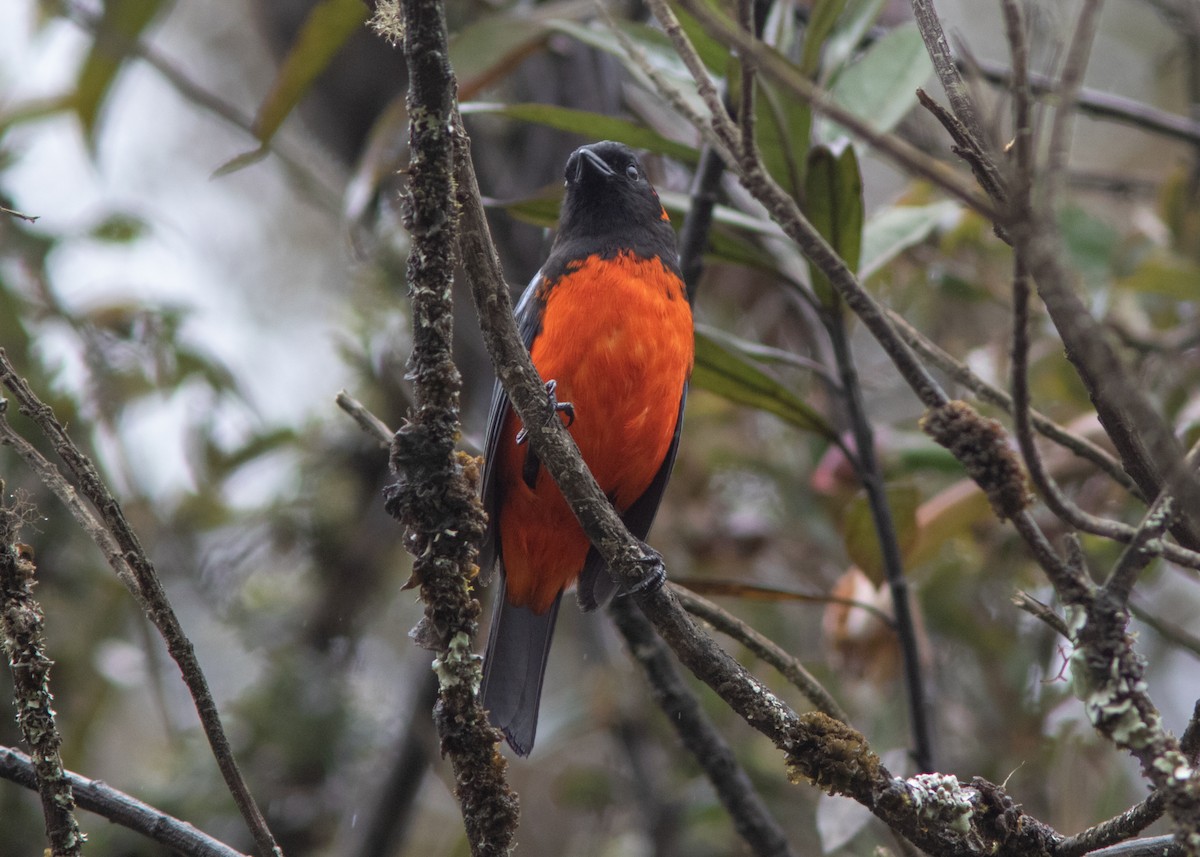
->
{"left": 576, "top": 384, "right": 688, "bottom": 611}
{"left": 478, "top": 273, "right": 545, "bottom": 580}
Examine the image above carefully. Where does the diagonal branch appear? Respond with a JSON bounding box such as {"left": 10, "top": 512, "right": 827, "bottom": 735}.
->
{"left": 610, "top": 597, "right": 798, "bottom": 857}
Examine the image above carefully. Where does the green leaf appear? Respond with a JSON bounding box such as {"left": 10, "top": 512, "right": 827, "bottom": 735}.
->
{"left": 74, "top": 0, "right": 165, "bottom": 144}
{"left": 459, "top": 103, "right": 699, "bottom": 163}
{"left": 1058, "top": 204, "right": 1117, "bottom": 288}
{"left": 754, "top": 82, "right": 809, "bottom": 198}
{"left": 674, "top": 3, "right": 733, "bottom": 74}
{"left": 691, "top": 328, "right": 837, "bottom": 440}
{"left": 494, "top": 188, "right": 562, "bottom": 228}
{"left": 800, "top": 0, "right": 849, "bottom": 78}
{"left": 822, "top": 0, "right": 887, "bottom": 76}
{"left": 252, "top": 0, "right": 368, "bottom": 145}
{"left": 842, "top": 484, "right": 921, "bottom": 585}
{"left": 819, "top": 23, "right": 932, "bottom": 143}
{"left": 859, "top": 201, "right": 960, "bottom": 280}
{"left": 805, "top": 144, "right": 864, "bottom": 304}
{"left": 1118, "top": 253, "right": 1200, "bottom": 300}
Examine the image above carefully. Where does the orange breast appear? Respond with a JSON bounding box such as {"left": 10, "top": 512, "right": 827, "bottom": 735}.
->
{"left": 496, "top": 252, "right": 693, "bottom": 613}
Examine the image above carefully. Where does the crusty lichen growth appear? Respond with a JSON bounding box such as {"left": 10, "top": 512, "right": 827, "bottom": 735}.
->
{"left": 1, "top": 493, "right": 85, "bottom": 856}
{"left": 1070, "top": 594, "right": 1200, "bottom": 856}
{"left": 920, "top": 400, "right": 1031, "bottom": 520}
{"left": 903, "top": 773, "right": 976, "bottom": 836}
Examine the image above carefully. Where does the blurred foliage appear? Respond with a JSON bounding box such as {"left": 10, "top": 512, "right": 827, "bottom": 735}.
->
{"left": 1, "top": 0, "right": 1199, "bottom": 856}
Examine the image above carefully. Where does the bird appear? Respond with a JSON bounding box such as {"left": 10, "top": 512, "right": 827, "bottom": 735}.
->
{"left": 479, "top": 140, "right": 694, "bottom": 756}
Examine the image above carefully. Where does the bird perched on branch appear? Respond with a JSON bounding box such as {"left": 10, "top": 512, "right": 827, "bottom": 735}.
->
{"left": 479, "top": 141, "right": 694, "bottom": 756}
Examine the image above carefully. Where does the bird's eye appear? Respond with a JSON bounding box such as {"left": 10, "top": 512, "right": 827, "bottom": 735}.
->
{"left": 625, "top": 164, "right": 640, "bottom": 181}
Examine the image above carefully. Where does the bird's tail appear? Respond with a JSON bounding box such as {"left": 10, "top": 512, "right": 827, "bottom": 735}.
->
{"left": 480, "top": 577, "right": 562, "bottom": 756}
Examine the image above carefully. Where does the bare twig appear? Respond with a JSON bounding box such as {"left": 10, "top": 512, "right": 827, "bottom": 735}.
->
{"left": 1081, "top": 835, "right": 1180, "bottom": 857}
{"left": 671, "top": 584, "right": 847, "bottom": 722}
{"left": 1057, "top": 793, "right": 1166, "bottom": 857}
{"left": 335, "top": 390, "right": 394, "bottom": 447}
{"left": 610, "top": 597, "right": 798, "bottom": 857}
{"left": 969, "top": 54, "right": 1200, "bottom": 147}
{"left": 885, "top": 309, "right": 1141, "bottom": 498}
{"left": 1, "top": 205, "right": 39, "bottom": 223}
{"left": 910, "top": 0, "right": 988, "bottom": 147}
{"left": 1129, "top": 599, "right": 1200, "bottom": 659}
{"left": 1, "top": 745, "right": 249, "bottom": 857}
{"left": 826, "top": 302, "right": 934, "bottom": 771}
{"left": 0, "top": 353, "right": 282, "bottom": 857}
{"left": 59, "top": 0, "right": 341, "bottom": 212}
{"left": 1012, "top": 590, "right": 1071, "bottom": 639}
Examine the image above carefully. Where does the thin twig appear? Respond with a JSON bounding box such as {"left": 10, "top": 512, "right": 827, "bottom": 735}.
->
{"left": 1, "top": 205, "right": 39, "bottom": 223}
{"left": 825, "top": 304, "right": 933, "bottom": 771}
{"left": 735, "top": 0, "right": 759, "bottom": 165}
{"left": 1012, "top": 590, "right": 1072, "bottom": 639}
{"left": 671, "top": 584, "right": 848, "bottom": 722}
{"left": 971, "top": 57, "right": 1200, "bottom": 148}
{"left": 0, "top": 353, "right": 283, "bottom": 857}
{"left": 910, "top": 0, "right": 988, "bottom": 148}
{"left": 1080, "top": 835, "right": 1180, "bottom": 857}
{"left": 0, "top": 745, "right": 249, "bottom": 857}
{"left": 1129, "top": 599, "right": 1200, "bottom": 659}
{"left": 335, "top": 390, "right": 394, "bottom": 447}
{"left": 884, "top": 308, "right": 1145, "bottom": 502}
{"left": 1008, "top": 260, "right": 1187, "bottom": 569}
{"left": 1057, "top": 793, "right": 1166, "bottom": 857}
{"left": 610, "top": 597, "right": 798, "bottom": 857}
{"left": 1045, "top": 0, "right": 1104, "bottom": 201}
{"left": 60, "top": 0, "right": 341, "bottom": 212}
{"left": 1105, "top": 498, "right": 1177, "bottom": 603}
{"left": 672, "top": 0, "right": 1002, "bottom": 220}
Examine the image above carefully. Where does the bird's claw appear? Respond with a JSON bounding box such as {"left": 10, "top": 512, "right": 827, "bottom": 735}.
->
{"left": 516, "top": 379, "right": 575, "bottom": 445}
{"left": 625, "top": 546, "right": 666, "bottom": 595}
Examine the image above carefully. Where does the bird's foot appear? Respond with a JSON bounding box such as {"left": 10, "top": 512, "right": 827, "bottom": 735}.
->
{"left": 516, "top": 379, "right": 575, "bottom": 444}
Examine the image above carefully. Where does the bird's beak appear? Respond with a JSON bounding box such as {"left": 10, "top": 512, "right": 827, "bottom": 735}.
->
{"left": 570, "top": 147, "right": 616, "bottom": 184}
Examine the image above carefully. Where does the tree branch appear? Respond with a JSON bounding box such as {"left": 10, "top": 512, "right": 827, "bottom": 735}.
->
{"left": 0, "top": 745, "right": 248, "bottom": 857}
{"left": 610, "top": 597, "right": 798, "bottom": 857}
{"left": 380, "top": 0, "right": 518, "bottom": 853}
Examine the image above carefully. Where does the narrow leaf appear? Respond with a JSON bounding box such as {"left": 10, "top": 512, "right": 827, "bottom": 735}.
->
{"left": 74, "top": 0, "right": 164, "bottom": 144}
{"left": 804, "top": 144, "right": 864, "bottom": 304}
{"left": 692, "top": 329, "right": 837, "bottom": 440}
{"left": 800, "top": 0, "right": 849, "bottom": 78}
{"left": 252, "top": 0, "right": 368, "bottom": 145}
{"left": 459, "top": 103, "right": 698, "bottom": 163}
